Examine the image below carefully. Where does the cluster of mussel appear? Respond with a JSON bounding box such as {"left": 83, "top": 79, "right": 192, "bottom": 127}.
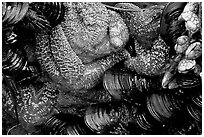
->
{"left": 2, "top": 2, "right": 202, "bottom": 135}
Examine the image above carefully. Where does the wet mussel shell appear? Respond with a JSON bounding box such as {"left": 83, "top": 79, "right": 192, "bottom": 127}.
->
{"left": 176, "top": 73, "right": 201, "bottom": 89}
{"left": 84, "top": 102, "right": 140, "bottom": 134}
{"left": 103, "top": 70, "right": 158, "bottom": 101}
{"left": 166, "top": 113, "right": 201, "bottom": 135}
{"left": 186, "top": 103, "right": 202, "bottom": 122}
{"left": 146, "top": 93, "right": 183, "bottom": 123}
{"left": 135, "top": 110, "right": 163, "bottom": 132}
{"left": 2, "top": 2, "right": 29, "bottom": 29}
{"left": 30, "top": 2, "right": 65, "bottom": 27}
{"left": 2, "top": 47, "right": 27, "bottom": 76}
{"left": 191, "top": 92, "right": 202, "bottom": 107}
{"left": 160, "top": 2, "right": 187, "bottom": 54}
{"left": 41, "top": 113, "right": 93, "bottom": 135}
{"left": 103, "top": 70, "right": 133, "bottom": 100}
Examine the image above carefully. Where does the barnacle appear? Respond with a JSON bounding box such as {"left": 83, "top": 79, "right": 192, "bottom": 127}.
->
{"left": 2, "top": 2, "right": 202, "bottom": 135}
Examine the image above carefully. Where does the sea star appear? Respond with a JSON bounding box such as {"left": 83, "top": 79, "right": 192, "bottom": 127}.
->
{"left": 35, "top": 2, "right": 129, "bottom": 91}
{"left": 125, "top": 37, "right": 169, "bottom": 76}
{"left": 61, "top": 2, "right": 129, "bottom": 63}
{"left": 111, "top": 3, "right": 170, "bottom": 76}
{"left": 3, "top": 82, "right": 58, "bottom": 132}
{"left": 114, "top": 3, "right": 164, "bottom": 49}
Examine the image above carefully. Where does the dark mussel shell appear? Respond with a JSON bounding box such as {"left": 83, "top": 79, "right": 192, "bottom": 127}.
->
{"left": 135, "top": 109, "right": 163, "bottom": 133}
{"left": 2, "top": 2, "right": 29, "bottom": 29}
{"left": 160, "top": 2, "right": 187, "bottom": 54}
{"left": 103, "top": 70, "right": 133, "bottom": 100}
{"left": 146, "top": 93, "right": 183, "bottom": 123}
{"left": 84, "top": 101, "right": 139, "bottom": 134}
{"left": 2, "top": 46, "right": 27, "bottom": 76}
{"left": 186, "top": 103, "right": 202, "bottom": 122}
{"left": 176, "top": 73, "right": 202, "bottom": 89}
{"left": 41, "top": 113, "right": 93, "bottom": 135}
{"left": 103, "top": 70, "right": 160, "bottom": 101}
{"left": 166, "top": 113, "right": 201, "bottom": 135}
{"left": 191, "top": 92, "right": 202, "bottom": 108}
{"left": 30, "top": 2, "right": 65, "bottom": 27}
{"left": 2, "top": 46, "right": 41, "bottom": 85}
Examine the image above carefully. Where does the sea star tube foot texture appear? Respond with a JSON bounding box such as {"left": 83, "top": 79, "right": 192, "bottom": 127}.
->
{"left": 125, "top": 37, "right": 169, "bottom": 76}
{"left": 36, "top": 25, "right": 129, "bottom": 91}
{"left": 61, "top": 2, "right": 129, "bottom": 63}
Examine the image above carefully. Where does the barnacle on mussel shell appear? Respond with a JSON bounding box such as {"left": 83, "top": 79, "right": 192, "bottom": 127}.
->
{"left": 160, "top": 2, "right": 187, "bottom": 52}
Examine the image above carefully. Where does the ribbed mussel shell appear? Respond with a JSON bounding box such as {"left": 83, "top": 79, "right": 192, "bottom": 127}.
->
{"left": 30, "top": 2, "right": 65, "bottom": 27}
{"left": 84, "top": 102, "right": 139, "bottom": 134}
{"left": 2, "top": 2, "right": 29, "bottom": 29}
{"left": 135, "top": 109, "right": 163, "bottom": 132}
{"left": 166, "top": 113, "right": 201, "bottom": 135}
{"left": 2, "top": 46, "right": 27, "bottom": 76}
{"left": 41, "top": 113, "right": 93, "bottom": 135}
{"left": 103, "top": 70, "right": 159, "bottom": 101}
{"left": 146, "top": 93, "right": 183, "bottom": 123}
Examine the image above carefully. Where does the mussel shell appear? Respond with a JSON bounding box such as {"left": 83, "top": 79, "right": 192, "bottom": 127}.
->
{"left": 42, "top": 113, "right": 93, "bottom": 135}
{"left": 166, "top": 114, "right": 201, "bottom": 135}
{"left": 160, "top": 2, "right": 187, "bottom": 52}
{"left": 147, "top": 93, "right": 183, "bottom": 123}
{"left": 2, "top": 47, "right": 27, "bottom": 76}
{"left": 176, "top": 73, "right": 201, "bottom": 89}
{"left": 84, "top": 102, "right": 139, "bottom": 133}
{"left": 30, "top": 2, "right": 65, "bottom": 27}
{"left": 135, "top": 110, "right": 162, "bottom": 131}
{"left": 191, "top": 93, "right": 202, "bottom": 107}
{"left": 103, "top": 70, "right": 133, "bottom": 100}
{"left": 103, "top": 70, "right": 156, "bottom": 101}
{"left": 186, "top": 103, "right": 202, "bottom": 122}
{"left": 85, "top": 103, "right": 118, "bottom": 133}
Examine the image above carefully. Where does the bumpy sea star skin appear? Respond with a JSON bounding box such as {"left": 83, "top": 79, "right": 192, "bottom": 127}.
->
{"left": 61, "top": 2, "right": 129, "bottom": 63}
{"left": 18, "top": 83, "right": 58, "bottom": 130}
{"left": 114, "top": 3, "right": 164, "bottom": 49}
{"left": 2, "top": 82, "right": 58, "bottom": 131}
{"left": 36, "top": 25, "right": 129, "bottom": 91}
{"left": 125, "top": 37, "right": 169, "bottom": 76}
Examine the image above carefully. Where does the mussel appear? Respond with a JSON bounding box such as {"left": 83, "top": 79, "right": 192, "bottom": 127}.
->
{"left": 84, "top": 101, "right": 139, "bottom": 134}
{"left": 41, "top": 113, "right": 93, "bottom": 135}
{"left": 146, "top": 93, "right": 183, "bottom": 123}
{"left": 160, "top": 2, "right": 187, "bottom": 52}
{"left": 186, "top": 103, "right": 201, "bottom": 122}
{"left": 29, "top": 2, "right": 65, "bottom": 27}
{"left": 103, "top": 70, "right": 161, "bottom": 101}
{"left": 2, "top": 2, "right": 29, "bottom": 29}
{"left": 166, "top": 113, "right": 201, "bottom": 135}
{"left": 2, "top": 46, "right": 40, "bottom": 84}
